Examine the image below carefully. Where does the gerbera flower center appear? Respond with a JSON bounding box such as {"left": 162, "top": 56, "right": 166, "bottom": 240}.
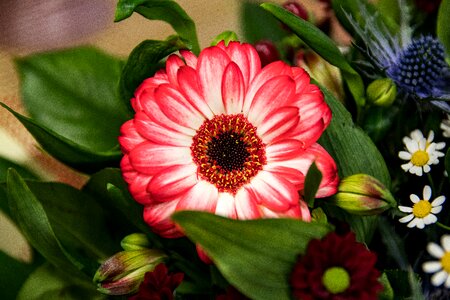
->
{"left": 441, "top": 252, "right": 450, "bottom": 273}
{"left": 411, "top": 150, "right": 429, "bottom": 167}
{"left": 412, "top": 200, "right": 432, "bottom": 218}
{"left": 191, "top": 114, "right": 266, "bottom": 194}
{"left": 322, "top": 266, "right": 350, "bottom": 294}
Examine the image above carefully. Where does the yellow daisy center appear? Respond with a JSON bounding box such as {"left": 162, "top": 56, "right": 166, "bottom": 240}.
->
{"left": 441, "top": 252, "right": 450, "bottom": 273}
{"left": 411, "top": 150, "right": 429, "bottom": 166}
{"left": 412, "top": 200, "right": 432, "bottom": 218}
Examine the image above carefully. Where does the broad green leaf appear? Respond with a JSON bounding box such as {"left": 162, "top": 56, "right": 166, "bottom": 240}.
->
{"left": 16, "top": 47, "right": 129, "bottom": 151}
{"left": 211, "top": 31, "right": 239, "bottom": 46}
{"left": 120, "top": 36, "right": 186, "bottom": 105}
{"left": 6, "top": 169, "right": 87, "bottom": 277}
{"left": 384, "top": 269, "right": 424, "bottom": 300}
{"left": 1, "top": 103, "right": 122, "bottom": 173}
{"left": 303, "top": 162, "right": 322, "bottom": 208}
{"left": 173, "top": 211, "right": 331, "bottom": 300}
{"left": 115, "top": 0, "right": 200, "bottom": 54}
{"left": 241, "top": 1, "right": 288, "bottom": 44}
{"left": 437, "top": 0, "right": 450, "bottom": 59}
{"left": 0, "top": 251, "right": 36, "bottom": 300}
{"left": 317, "top": 86, "right": 390, "bottom": 242}
{"left": 378, "top": 273, "right": 394, "bottom": 300}
{"left": 261, "top": 2, "right": 366, "bottom": 107}
{"left": 17, "top": 263, "right": 104, "bottom": 300}
{"left": 26, "top": 181, "right": 121, "bottom": 264}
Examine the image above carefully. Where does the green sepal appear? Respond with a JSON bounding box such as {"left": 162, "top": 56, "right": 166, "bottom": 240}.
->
{"left": 211, "top": 31, "right": 239, "bottom": 46}
{"left": 173, "top": 211, "right": 332, "bottom": 300}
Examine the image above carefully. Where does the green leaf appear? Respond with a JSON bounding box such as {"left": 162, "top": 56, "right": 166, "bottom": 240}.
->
{"left": 12, "top": 47, "right": 130, "bottom": 173}
{"left": 17, "top": 263, "right": 104, "bottom": 300}
{"left": 173, "top": 211, "right": 331, "bottom": 300}
{"left": 318, "top": 86, "right": 390, "bottom": 242}
{"left": 303, "top": 162, "right": 322, "bottom": 207}
{"left": 384, "top": 269, "right": 424, "bottom": 300}
{"left": 261, "top": 2, "right": 366, "bottom": 107}
{"left": 446, "top": 147, "right": 450, "bottom": 183}
{"left": 6, "top": 169, "right": 87, "bottom": 277}
{"left": 115, "top": 0, "right": 200, "bottom": 54}
{"left": 0, "top": 251, "right": 36, "bottom": 300}
{"left": 1, "top": 103, "right": 122, "bottom": 173}
{"left": 437, "top": 0, "right": 450, "bottom": 59}
{"left": 241, "top": 1, "right": 288, "bottom": 44}
{"left": 25, "top": 181, "right": 121, "bottom": 265}
{"left": 378, "top": 272, "right": 394, "bottom": 300}
{"left": 211, "top": 31, "right": 239, "bottom": 46}
{"left": 120, "top": 36, "right": 186, "bottom": 105}
{"left": 377, "top": 217, "right": 408, "bottom": 269}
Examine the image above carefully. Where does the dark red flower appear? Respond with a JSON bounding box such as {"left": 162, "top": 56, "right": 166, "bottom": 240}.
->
{"left": 253, "top": 40, "right": 280, "bottom": 67}
{"left": 290, "top": 232, "right": 382, "bottom": 300}
{"left": 414, "top": 0, "right": 442, "bottom": 13}
{"left": 282, "top": 1, "right": 309, "bottom": 21}
{"left": 128, "top": 264, "right": 184, "bottom": 300}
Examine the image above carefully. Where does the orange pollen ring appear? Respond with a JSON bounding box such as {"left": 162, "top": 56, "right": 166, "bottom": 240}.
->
{"left": 190, "top": 114, "right": 266, "bottom": 194}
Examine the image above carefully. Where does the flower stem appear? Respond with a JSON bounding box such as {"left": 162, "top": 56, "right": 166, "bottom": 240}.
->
{"left": 427, "top": 173, "right": 436, "bottom": 194}
{"left": 437, "top": 222, "right": 450, "bottom": 231}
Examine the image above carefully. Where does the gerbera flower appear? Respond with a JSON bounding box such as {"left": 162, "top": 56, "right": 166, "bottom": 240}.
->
{"left": 398, "top": 129, "right": 446, "bottom": 176}
{"left": 119, "top": 41, "right": 339, "bottom": 238}
{"left": 128, "top": 263, "right": 184, "bottom": 300}
{"left": 290, "top": 232, "right": 382, "bottom": 300}
{"left": 343, "top": 2, "right": 450, "bottom": 112}
{"left": 398, "top": 185, "right": 445, "bottom": 229}
{"left": 441, "top": 114, "right": 450, "bottom": 138}
{"left": 423, "top": 235, "right": 450, "bottom": 288}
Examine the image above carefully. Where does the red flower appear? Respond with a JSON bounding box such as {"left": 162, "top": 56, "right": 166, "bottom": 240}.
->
{"left": 290, "top": 232, "right": 383, "bottom": 300}
{"left": 119, "top": 41, "right": 339, "bottom": 238}
{"left": 128, "top": 264, "right": 184, "bottom": 300}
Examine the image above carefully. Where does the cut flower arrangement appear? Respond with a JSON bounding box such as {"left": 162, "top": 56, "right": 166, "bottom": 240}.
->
{"left": 1, "top": 0, "right": 450, "bottom": 299}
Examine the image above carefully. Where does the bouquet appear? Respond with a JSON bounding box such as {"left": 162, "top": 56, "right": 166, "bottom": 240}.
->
{"left": 1, "top": 0, "right": 450, "bottom": 299}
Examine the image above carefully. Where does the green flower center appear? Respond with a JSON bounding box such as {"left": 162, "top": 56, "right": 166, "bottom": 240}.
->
{"left": 322, "top": 267, "right": 350, "bottom": 294}
{"left": 412, "top": 200, "right": 431, "bottom": 218}
{"left": 411, "top": 150, "right": 429, "bottom": 166}
{"left": 441, "top": 252, "right": 450, "bottom": 273}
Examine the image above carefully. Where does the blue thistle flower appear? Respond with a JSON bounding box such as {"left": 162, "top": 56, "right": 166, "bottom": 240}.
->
{"left": 343, "top": 1, "right": 450, "bottom": 112}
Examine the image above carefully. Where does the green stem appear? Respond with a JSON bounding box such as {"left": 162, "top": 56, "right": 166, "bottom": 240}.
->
{"left": 427, "top": 173, "right": 436, "bottom": 194}
{"left": 437, "top": 222, "right": 450, "bottom": 231}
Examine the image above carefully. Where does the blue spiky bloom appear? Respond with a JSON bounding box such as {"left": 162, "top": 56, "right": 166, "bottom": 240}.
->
{"left": 387, "top": 36, "right": 449, "bottom": 99}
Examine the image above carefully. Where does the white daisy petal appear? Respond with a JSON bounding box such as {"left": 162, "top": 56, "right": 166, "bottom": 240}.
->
{"left": 432, "top": 270, "right": 448, "bottom": 287}
{"left": 410, "top": 194, "right": 420, "bottom": 203}
{"left": 431, "top": 206, "right": 442, "bottom": 214}
{"left": 428, "top": 243, "right": 445, "bottom": 258}
{"left": 435, "top": 142, "right": 446, "bottom": 150}
{"left": 405, "top": 139, "right": 419, "bottom": 153}
{"left": 418, "top": 138, "right": 427, "bottom": 150}
{"left": 432, "top": 196, "right": 446, "bottom": 207}
{"left": 407, "top": 218, "right": 418, "bottom": 228}
{"left": 423, "top": 185, "right": 432, "bottom": 200}
{"left": 423, "top": 165, "right": 431, "bottom": 173}
{"left": 445, "top": 274, "right": 450, "bottom": 288}
{"left": 423, "top": 214, "right": 437, "bottom": 225}
{"left": 398, "top": 151, "right": 412, "bottom": 160}
{"left": 411, "top": 129, "right": 424, "bottom": 141}
{"left": 399, "top": 214, "right": 414, "bottom": 223}
{"left": 398, "top": 206, "right": 413, "bottom": 213}
{"left": 442, "top": 235, "right": 450, "bottom": 252}
{"left": 401, "top": 162, "right": 413, "bottom": 171}
{"left": 427, "top": 130, "right": 435, "bottom": 143}
{"left": 416, "top": 218, "right": 425, "bottom": 229}
{"left": 423, "top": 261, "right": 443, "bottom": 273}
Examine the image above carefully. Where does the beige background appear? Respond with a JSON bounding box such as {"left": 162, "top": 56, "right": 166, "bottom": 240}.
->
{"left": 0, "top": 0, "right": 340, "bottom": 262}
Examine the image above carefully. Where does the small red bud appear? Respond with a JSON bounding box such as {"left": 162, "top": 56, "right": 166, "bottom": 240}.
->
{"left": 282, "top": 1, "right": 308, "bottom": 21}
{"left": 254, "top": 40, "right": 280, "bottom": 67}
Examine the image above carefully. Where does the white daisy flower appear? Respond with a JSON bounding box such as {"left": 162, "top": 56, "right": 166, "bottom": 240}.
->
{"left": 398, "top": 185, "right": 445, "bottom": 229}
{"left": 423, "top": 235, "right": 450, "bottom": 287}
{"left": 441, "top": 114, "right": 450, "bottom": 138}
{"left": 398, "top": 129, "right": 446, "bottom": 176}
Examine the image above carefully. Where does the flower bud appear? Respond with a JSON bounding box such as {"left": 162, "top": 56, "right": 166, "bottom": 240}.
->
{"left": 295, "top": 50, "right": 345, "bottom": 102}
{"left": 254, "top": 40, "right": 280, "bottom": 67}
{"left": 332, "top": 174, "right": 396, "bottom": 215}
{"left": 94, "top": 249, "right": 167, "bottom": 295}
{"left": 282, "top": 1, "right": 309, "bottom": 21}
{"left": 366, "top": 78, "right": 397, "bottom": 107}
{"left": 121, "top": 233, "right": 151, "bottom": 251}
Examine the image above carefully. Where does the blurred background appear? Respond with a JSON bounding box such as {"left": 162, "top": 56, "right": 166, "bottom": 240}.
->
{"left": 0, "top": 0, "right": 344, "bottom": 263}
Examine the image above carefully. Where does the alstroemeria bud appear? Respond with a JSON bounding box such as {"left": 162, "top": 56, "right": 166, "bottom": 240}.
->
{"left": 295, "top": 50, "right": 345, "bottom": 102}
{"left": 366, "top": 78, "right": 397, "bottom": 107}
{"left": 282, "top": 1, "right": 309, "bottom": 21}
{"left": 332, "top": 174, "right": 396, "bottom": 215}
{"left": 94, "top": 249, "right": 167, "bottom": 295}
{"left": 121, "top": 233, "right": 151, "bottom": 251}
